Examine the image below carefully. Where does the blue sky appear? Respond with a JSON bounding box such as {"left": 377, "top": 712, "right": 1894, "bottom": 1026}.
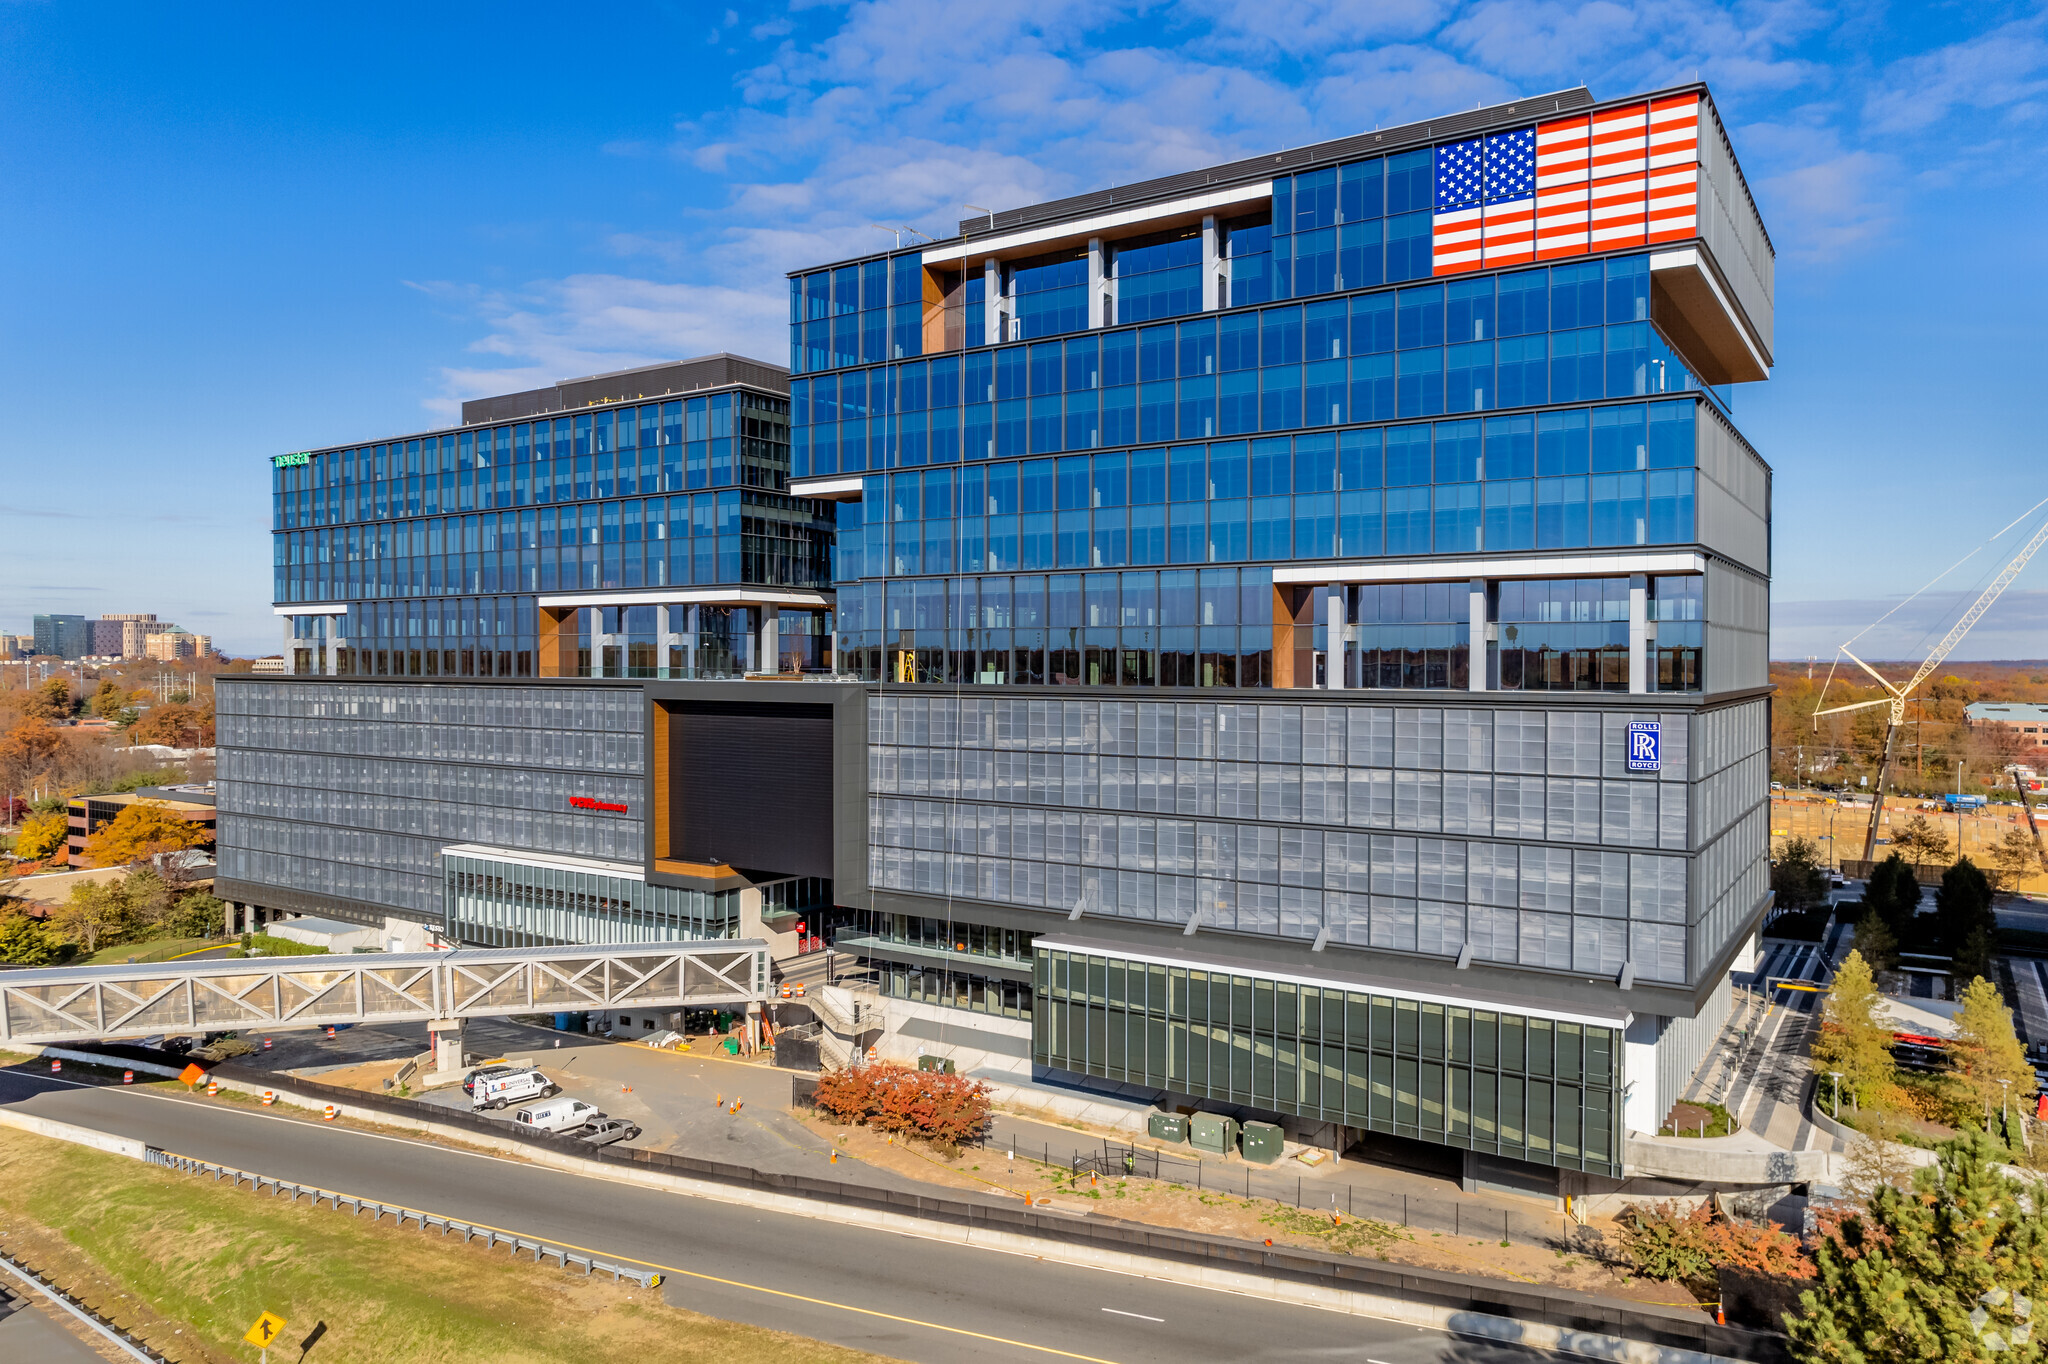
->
{"left": 3, "top": 1, "right": 2045, "bottom": 660}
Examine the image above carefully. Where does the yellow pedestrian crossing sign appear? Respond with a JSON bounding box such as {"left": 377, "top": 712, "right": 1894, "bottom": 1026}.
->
{"left": 243, "top": 1310, "right": 287, "bottom": 1348}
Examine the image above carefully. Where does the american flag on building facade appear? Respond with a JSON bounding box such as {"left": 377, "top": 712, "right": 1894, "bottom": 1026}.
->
{"left": 1431, "top": 95, "right": 1703, "bottom": 268}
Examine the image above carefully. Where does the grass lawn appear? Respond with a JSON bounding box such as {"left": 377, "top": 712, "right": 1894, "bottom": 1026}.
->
{"left": 0, "top": 1127, "right": 883, "bottom": 1364}
{"left": 244, "top": 933, "right": 331, "bottom": 957}
{"left": 79, "top": 937, "right": 225, "bottom": 967}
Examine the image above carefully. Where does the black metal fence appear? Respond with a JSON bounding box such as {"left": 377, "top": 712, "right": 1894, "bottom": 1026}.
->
{"left": 42, "top": 1044, "right": 1784, "bottom": 1363}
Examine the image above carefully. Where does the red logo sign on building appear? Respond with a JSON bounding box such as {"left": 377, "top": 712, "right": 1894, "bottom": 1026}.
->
{"left": 569, "top": 795, "right": 630, "bottom": 813}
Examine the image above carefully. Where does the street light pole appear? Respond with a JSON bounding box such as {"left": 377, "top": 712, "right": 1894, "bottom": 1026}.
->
{"left": 1958, "top": 759, "right": 1966, "bottom": 856}
{"left": 1828, "top": 1071, "right": 1843, "bottom": 1119}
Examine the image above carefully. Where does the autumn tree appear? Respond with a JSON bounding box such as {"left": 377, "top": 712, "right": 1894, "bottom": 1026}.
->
{"left": 1788, "top": 1132, "right": 2048, "bottom": 1363}
{"left": 1949, "top": 976, "right": 2036, "bottom": 1133}
{"left": 82, "top": 801, "right": 209, "bottom": 870}
{"left": 1892, "top": 815, "right": 1953, "bottom": 865}
{"left": 0, "top": 718, "right": 66, "bottom": 791}
{"left": 1852, "top": 912, "right": 1900, "bottom": 975}
{"left": 1863, "top": 853, "right": 1923, "bottom": 937}
{"left": 12, "top": 808, "right": 68, "bottom": 861}
{"left": 51, "top": 881, "right": 126, "bottom": 954}
{"left": 126, "top": 703, "right": 213, "bottom": 748}
{"left": 0, "top": 914, "right": 58, "bottom": 965}
{"left": 20, "top": 678, "right": 72, "bottom": 723}
{"left": 1811, "top": 950, "right": 1897, "bottom": 1112}
{"left": 1988, "top": 825, "right": 2040, "bottom": 893}
{"left": 87, "top": 680, "right": 129, "bottom": 720}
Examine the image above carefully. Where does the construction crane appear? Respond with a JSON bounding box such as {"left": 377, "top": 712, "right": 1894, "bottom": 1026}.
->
{"left": 2007, "top": 766, "right": 2048, "bottom": 874}
{"left": 1814, "top": 509, "right": 2048, "bottom": 863}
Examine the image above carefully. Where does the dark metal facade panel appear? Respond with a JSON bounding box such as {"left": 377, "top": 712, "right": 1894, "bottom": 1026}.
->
{"left": 460, "top": 354, "right": 790, "bottom": 425}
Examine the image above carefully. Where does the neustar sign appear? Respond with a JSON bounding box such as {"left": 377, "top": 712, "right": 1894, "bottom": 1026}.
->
{"left": 569, "top": 796, "right": 629, "bottom": 813}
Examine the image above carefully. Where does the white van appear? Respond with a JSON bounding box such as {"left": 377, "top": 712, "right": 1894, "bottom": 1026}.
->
{"left": 512, "top": 1099, "right": 604, "bottom": 1134}
{"left": 470, "top": 1068, "right": 554, "bottom": 1110}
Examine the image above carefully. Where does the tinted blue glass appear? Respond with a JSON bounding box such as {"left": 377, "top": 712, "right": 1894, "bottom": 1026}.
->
{"left": 1338, "top": 489, "right": 1382, "bottom": 556}
{"left": 1029, "top": 342, "right": 1064, "bottom": 396}
{"left": 1446, "top": 277, "right": 1495, "bottom": 342}
{"left": 1100, "top": 386, "right": 1136, "bottom": 446}
{"left": 1483, "top": 480, "right": 1535, "bottom": 550}
{"left": 1340, "top": 429, "right": 1383, "bottom": 488}
{"left": 1646, "top": 469, "right": 1695, "bottom": 541}
{"left": 923, "top": 466, "right": 954, "bottom": 519}
{"left": 1497, "top": 336, "right": 1547, "bottom": 407}
{"left": 1271, "top": 178, "right": 1292, "bottom": 236}
{"left": 1302, "top": 299, "right": 1347, "bottom": 361}
{"left": 1131, "top": 448, "right": 1167, "bottom": 504}
{"left": 1208, "top": 442, "right": 1248, "bottom": 499}
{"left": 1293, "top": 493, "right": 1336, "bottom": 557}
{"left": 1341, "top": 158, "right": 1384, "bottom": 221}
{"left": 1093, "top": 506, "right": 1128, "bottom": 566}
{"left": 1018, "top": 459, "right": 1054, "bottom": 513}
{"left": 964, "top": 403, "right": 993, "bottom": 461}
{"left": 1208, "top": 500, "right": 1247, "bottom": 561}
{"left": 1484, "top": 415, "right": 1535, "bottom": 478}
{"left": 1260, "top": 367, "right": 1302, "bottom": 431}
{"left": 1536, "top": 476, "right": 1588, "bottom": 548}
{"left": 1590, "top": 472, "right": 1645, "bottom": 546}
{"left": 1294, "top": 433, "right": 1336, "bottom": 492}
{"left": 1093, "top": 452, "right": 1128, "bottom": 507}
{"left": 1116, "top": 235, "right": 1202, "bottom": 323}
{"left": 995, "top": 400, "right": 1028, "bottom": 458}
{"left": 930, "top": 406, "right": 960, "bottom": 463}
{"left": 1591, "top": 405, "right": 1647, "bottom": 472}
{"left": 1021, "top": 511, "right": 1056, "bottom": 569}
{"left": 1249, "top": 495, "right": 1289, "bottom": 558}
{"left": 1397, "top": 349, "right": 1444, "bottom": 418}
{"left": 1337, "top": 220, "right": 1383, "bottom": 290}
{"left": 1100, "top": 330, "right": 1137, "bottom": 387}
{"left": 1384, "top": 212, "right": 1431, "bottom": 282}
{"left": 1219, "top": 371, "right": 1259, "bottom": 435}
{"left": 1012, "top": 255, "right": 1089, "bottom": 339}
{"left": 1386, "top": 426, "right": 1431, "bottom": 485}
{"left": 1064, "top": 391, "right": 1099, "bottom": 450}
{"left": 1446, "top": 342, "right": 1494, "bottom": 413}
{"left": 1605, "top": 323, "right": 1649, "bottom": 397}
{"left": 1433, "top": 484, "right": 1481, "bottom": 552}
{"left": 1168, "top": 503, "right": 1206, "bottom": 563}
{"left": 1057, "top": 510, "right": 1090, "bottom": 567}
{"left": 1139, "top": 382, "right": 1176, "bottom": 443}
{"left": 1292, "top": 228, "right": 1337, "bottom": 295}
{"left": 1351, "top": 293, "right": 1395, "bottom": 353}
{"left": 1030, "top": 396, "right": 1064, "bottom": 453}
{"left": 1294, "top": 167, "right": 1337, "bottom": 231}
{"left": 1178, "top": 319, "right": 1217, "bottom": 377}
{"left": 1056, "top": 455, "right": 1091, "bottom": 510}
{"left": 1064, "top": 336, "right": 1099, "bottom": 391}
{"left": 1396, "top": 285, "right": 1444, "bottom": 349}
{"left": 1178, "top": 376, "right": 1217, "bottom": 439}
{"left": 1219, "top": 312, "right": 1259, "bottom": 371}
{"left": 1249, "top": 437, "right": 1290, "bottom": 496}
{"left": 963, "top": 350, "right": 993, "bottom": 403}
{"left": 1434, "top": 420, "right": 1481, "bottom": 482}
{"left": 1139, "top": 325, "right": 1175, "bottom": 382}
{"left": 995, "top": 347, "right": 1027, "bottom": 400}
{"left": 1647, "top": 400, "right": 1695, "bottom": 468}
{"left": 1304, "top": 359, "right": 1345, "bottom": 426}
{"left": 898, "top": 410, "right": 928, "bottom": 466}
{"left": 1550, "top": 330, "right": 1603, "bottom": 403}
{"left": 1260, "top": 306, "right": 1303, "bottom": 366}
{"left": 1550, "top": 262, "right": 1603, "bottom": 330}
{"left": 1131, "top": 503, "right": 1166, "bottom": 563}
{"left": 897, "top": 361, "right": 928, "bottom": 411}
{"left": 1385, "top": 486, "right": 1431, "bottom": 554}
{"left": 1227, "top": 219, "right": 1275, "bottom": 307}
{"left": 832, "top": 266, "right": 859, "bottom": 316}
{"left": 1350, "top": 354, "right": 1395, "bottom": 422}
{"left": 1386, "top": 149, "right": 1432, "bottom": 214}
{"left": 890, "top": 471, "right": 919, "bottom": 522}
{"left": 1497, "top": 269, "right": 1548, "bottom": 336}
{"left": 959, "top": 465, "right": 985, "bottom": 516}
{"left": 1606, "top": 255, "right": 1649, "bottom": 323}
{"left": 987, "top": 462, "right": 1018, "bottom": 513}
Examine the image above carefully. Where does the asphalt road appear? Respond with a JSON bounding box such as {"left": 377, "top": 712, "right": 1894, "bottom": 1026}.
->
{"left": 0, "top": 1278, "right": 118, "bottom": 1364}
{"left": 0, "top": 1066, "right": 1564, "bottom": 1364}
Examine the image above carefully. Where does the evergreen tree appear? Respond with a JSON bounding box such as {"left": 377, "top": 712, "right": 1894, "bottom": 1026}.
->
{"left": 1936, "top": 859, "right": 1997, "bottom": 952}
{"left": 1852, "top": 913, "right": 1900, "bottom": 975}
{"left": 1864, "top": 853, "right": 1924, "bottom": 937}
{"left": 1774, "top": 836, "right": 1830, "bottom": 912}
{"left": 1789, "top": 1131, "right": 2048, "bottom": 1362}
{"left": 0, "top": 915, "right": 58, "bottom": 966}
{"left": 1950, "top": 976, "right": 2037, "bottom": 1133}
{"left": 1811, "top": 950, "right": 1898, "bottom": 1111}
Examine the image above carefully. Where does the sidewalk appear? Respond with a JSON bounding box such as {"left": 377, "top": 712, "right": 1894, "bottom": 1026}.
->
{"left": 1680, "top": 938, "right": 1848, "bottom": 1159}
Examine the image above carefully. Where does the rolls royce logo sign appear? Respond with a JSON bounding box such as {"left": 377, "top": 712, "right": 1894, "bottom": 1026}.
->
{"left": 1627, "top": 722, "right": 1661, "bottom": 772}
{"left": 569, "top": 796, "right": 630, "bottom": 813}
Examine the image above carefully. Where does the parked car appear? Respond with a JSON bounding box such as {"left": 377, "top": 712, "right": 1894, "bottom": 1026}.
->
{"left": 511, "top": 1099, "right": 604, "bottom": 1134}
{"left": 577, "top": 1117, "right": 642, "bottom": 1147}
{"left": 470, "top": 1068, "right": 555, "bottom": 1111}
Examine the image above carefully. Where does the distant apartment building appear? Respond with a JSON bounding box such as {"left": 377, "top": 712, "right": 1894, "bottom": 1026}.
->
{"left": 95, "top": 613, "right": 170, "bottom": 658}
{"left": 249, "top": 657, "right": 288, "bottom": 674}
{"left": 143, "top": 630, "right": 212, "bottom": 661}
{"left": 32, "top": 613, "right": 92, "bottom": 658}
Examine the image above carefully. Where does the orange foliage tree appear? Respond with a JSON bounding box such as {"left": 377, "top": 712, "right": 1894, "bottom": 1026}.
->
{"left": 127, "top": 704, "right": 213, "bottom": 748}
{"left": 82, "top": 801, "right": 210, "bottom": 869}
{"left": 810, "top": 1062, "right": 991, "bottom": 1146}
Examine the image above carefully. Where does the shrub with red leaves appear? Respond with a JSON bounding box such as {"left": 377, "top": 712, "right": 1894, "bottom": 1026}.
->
{"left": 809, "top": 1062, "right": 991, "bottom": 1146}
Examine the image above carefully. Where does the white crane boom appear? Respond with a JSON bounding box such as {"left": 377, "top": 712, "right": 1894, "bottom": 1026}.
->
{"left": 1812, "top": 511, "right": 2048, "bottom": 862}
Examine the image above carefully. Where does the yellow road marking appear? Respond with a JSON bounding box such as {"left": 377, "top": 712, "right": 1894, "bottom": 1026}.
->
{"left": 155, "top": 1150, "right": 1122, "bottom": 1362}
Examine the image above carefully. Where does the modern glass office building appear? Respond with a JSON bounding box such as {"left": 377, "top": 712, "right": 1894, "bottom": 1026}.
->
{"left": 224, "top": 82, "right": 1772, "bottom": 1191}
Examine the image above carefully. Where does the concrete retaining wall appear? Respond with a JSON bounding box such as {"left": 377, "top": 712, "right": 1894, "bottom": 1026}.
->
{"left": 0, "top": 1108, "right": 148, "bottom": 1160}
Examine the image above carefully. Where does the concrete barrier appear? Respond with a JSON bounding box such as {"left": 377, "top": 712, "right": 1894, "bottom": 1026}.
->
{"left": 1626, "top": 1132, "right": 1831, "bottom": 1185}
{"left": 0, "top": 1108, "right": 148, "bottom": 1161}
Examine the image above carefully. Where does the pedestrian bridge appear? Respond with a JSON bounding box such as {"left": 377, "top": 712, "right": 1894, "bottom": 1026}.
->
{"left": 0, "top": 940, "right": 768, "bottom": 1046}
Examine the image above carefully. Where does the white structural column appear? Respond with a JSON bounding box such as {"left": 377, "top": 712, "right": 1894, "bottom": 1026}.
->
{"left": 1324, "top": 585, "right": 1346, "bottom": 689}
{"left": 659, "top": 604, "right": 684, "bottom": 678}
{"left": 983, "top": 257, "right": 1003, "bottom": 347}
{"left": 281, "top": 617, "right": 297, "bottom": 675}
{"left": 1201, "top": 214, "right": 1221, "bottom": 310}
{"left": 684, "top": 603, "right": 700, "bottom": 677}
{"left": 1087, "top": 237, "right": 1110, "bottom": 328}
{"left": 595, "top": 609, "right": 617, "bottom": 678}
{"left": 758, "top": 603, "right": 781, "bottom": 675}
{"left": 1627, "top": 573, "right": 1649, "bottom": 694}
{"left": 1468, "top": 578, "right": 1489, "bottom": 692}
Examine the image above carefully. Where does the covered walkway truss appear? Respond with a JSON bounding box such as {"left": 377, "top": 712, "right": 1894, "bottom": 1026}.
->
{"left": 0, "top": 940, "right": 768, "bottom": 1046}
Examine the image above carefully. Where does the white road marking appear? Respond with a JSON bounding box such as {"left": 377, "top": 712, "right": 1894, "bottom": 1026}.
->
{"left": 1100, "top": 1308, "right": 1164, "bottom": 1322}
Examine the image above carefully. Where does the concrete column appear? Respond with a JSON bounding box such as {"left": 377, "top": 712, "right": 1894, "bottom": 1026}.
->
{"left": 658, "top": 604, "right": 683, "bottom": 679}
{"left": 1628, "top": 573, "right": 1649, "bottom": 694}
{"left": 1201, "top": 214, "right": 1221, "bottom": 310}
{"left": 983, "top": 257, "right": 1002, "bottom": 346}
{"left": 1324, "top": 586, "right": 1345, "bottom": 690}
{"left": 282, "top": 617, "right": 297, "bottom": 675}
{"left": 1468, "top": 578, "right": 1489, "bottom": 692}
{"left": 1087, "top": 237, "right": 1111, "bottom": 328}
{"left": 426, "top": 1018, "right": 465, "bottom": 1078}
{"left": 758, "top": 603, "right": 781, "bottom": 674}
{"left": 685, "top": 604, "right": 700, "bottom": 677}
{"left": 223, "top": 900, "right": 236, "bottom": 937}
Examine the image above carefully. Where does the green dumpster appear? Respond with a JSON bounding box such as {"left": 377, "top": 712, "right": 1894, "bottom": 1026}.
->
{"left": 723, "top": 1037, "right": 740, "bottom": 1055}
{"left": 1188, "top": 1112, "right": 1238, "bottom": 1156}
{"left": 1240, "top": 1119, "right": 1284, "bottom": 1164}
{"left": 1147, "top": 1112, "right": 1188, "bottom": 1144}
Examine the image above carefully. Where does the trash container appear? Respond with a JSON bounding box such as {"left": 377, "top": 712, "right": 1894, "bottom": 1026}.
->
{"left": 1147, "top": 1112, "right": 1188, "bottom": 1143}
{"left": 723, "top": 1037, "right": 740, "bottom": 1055}
{"left": 1240, "top": 1119, "right": 1284, "bottom": 1164}
{"left": 1188, "top": 1112, "right": 1238, "bottom": 1156}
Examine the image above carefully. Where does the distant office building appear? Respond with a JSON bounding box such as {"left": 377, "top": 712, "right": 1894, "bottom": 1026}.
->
{"left": 1966, "top": 702, "right": 2048, "bottom": 755}
{"left": 249, "top": 657, "right": 288, "bottom": 674}
{"left": 144, "top": 630, "right": 211, "bottom": 661}
{"left": 94, "top": 614, "right": 166, "bottom": 658}
{"left": 32, "top": 614, "right": 92, "bottom": 658}
{"left": 66, "top": 787, "right": 216, "bottom": 867}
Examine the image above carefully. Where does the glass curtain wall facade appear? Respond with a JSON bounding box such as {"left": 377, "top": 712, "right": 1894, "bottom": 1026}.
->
{"left": 445, "top": 850, "right": 739, "bottom": 947}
